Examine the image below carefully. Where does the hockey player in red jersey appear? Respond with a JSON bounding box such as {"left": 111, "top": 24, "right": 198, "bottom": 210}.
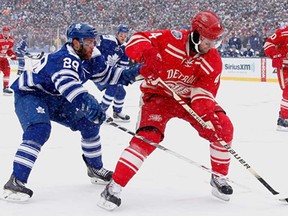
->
{"left": 264, "top": 25, "right": 288, "bottom": 131}
{"left": 0, "top": 26, "right": 17, "bottom": 95}
{"left": 98, "top": 10, "right": 234, "bottom": 210}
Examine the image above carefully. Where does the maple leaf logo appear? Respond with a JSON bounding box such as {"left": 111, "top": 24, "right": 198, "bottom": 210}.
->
{"left": 107, "top": 53, "right": 120, "bottom": 66}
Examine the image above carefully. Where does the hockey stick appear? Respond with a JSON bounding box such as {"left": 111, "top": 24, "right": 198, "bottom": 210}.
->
{"left": 17, "top": 52, "right": 45, "bottom": 60}
{"left": 153, "top": 77, "right": 288, "bottom": 202}
{"left": 135, "top": 75, "right": 144, "bottom": 81}
{"left": 27, "top": 51, "right": 44, "bottom": 60}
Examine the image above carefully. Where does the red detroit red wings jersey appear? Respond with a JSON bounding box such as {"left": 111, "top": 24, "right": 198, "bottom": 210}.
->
{"left": 0, "top": 34, "right": 15, "bottom": 58}
{"left": 126, "top": 29, "right": 222, "bottom": 100}
{"left": 264, "top": 26, "right": 288, "bottom": 66}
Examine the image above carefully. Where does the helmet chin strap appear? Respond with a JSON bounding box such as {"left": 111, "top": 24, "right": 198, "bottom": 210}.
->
{"left": 190, "top": 31, "right": 202, "bottom": 53}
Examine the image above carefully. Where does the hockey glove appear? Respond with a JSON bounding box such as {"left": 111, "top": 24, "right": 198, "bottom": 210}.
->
{"left": 272, "top": 54, "right": 283, "bottom": 69}
{"left": 10, "top": 55, "right": 17, "bottom": 60}
{"left": 120, "top": 63, "right": 142, "bottom": 85}
{"left": 81, "top": 93, "right": 106, "bottom": 124}
{"left": 140, "top": 47, "right": 163, "bottom": 80}
{"left": 198, "top": 113, "right": 223, "bottom": 142}
{"left": 26, "top": 53, "right": 33, "bottom": 58}
{"left": 36, "top": 51, "right": 44, "bottom": 59}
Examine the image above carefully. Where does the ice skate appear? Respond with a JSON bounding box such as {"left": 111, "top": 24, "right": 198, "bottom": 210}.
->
{"left": 82, "top": 155, "right": 113, "bottom": 184}
{"left": 113, "top": 111, "right": 130, "bottom": 122}
{"left": 3, "top": 86, "right": 13, "bottom": 96}
{"left": 2, "top": 174, "right": 33, "bottom": 202}
{"left": 277, "top": 116, "right": 288, "bottom": 131}
{"left": 210, "top": 174, "right": 233, "bottom": 201}
{"left": 97, "top": 180, "right": 122, "bottom": 211}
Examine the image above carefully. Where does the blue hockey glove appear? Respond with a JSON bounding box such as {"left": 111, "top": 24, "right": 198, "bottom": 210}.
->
{"left": 81, "top": 93, "right": 106, "bottom": 124}
{"left": 121, "top": 63, "right": 142, "bottom": 85}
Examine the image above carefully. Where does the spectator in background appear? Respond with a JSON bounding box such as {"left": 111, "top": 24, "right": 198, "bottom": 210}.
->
{"left": 227, "top": 45, "right": 241, "bottom": 57}
{"left": 219, "top": 45, "right": 231, "bottom": 58}
{"left": 53, "top": 37, "right": 62, "bottom": 50}
{"left": 248, "top": 29, "right": 263, "bottom": 56}
{"left": 242, "top": 43, "right": 255, "bottom": 57}
{"left": 228, "top": 31, "right": 241, "bottom": 51}
{"left": 241, "top": 31, "right": 250, "bottom": 50}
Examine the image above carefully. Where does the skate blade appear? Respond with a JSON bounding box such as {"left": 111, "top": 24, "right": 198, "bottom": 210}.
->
{"left": 276, "top": 126, "right": 288, "bottom": 132}
{"left": 279, "top": 197, "right": 288, "bottom": 203}
{"left": 97, "top": 196, "right": 118, "bottom": 211}
{"left": 1, "top": 189, "right": 30, "bottom": 202}
{"left": 211, "top": 187, "right": 231, "bottom": 202}
{"left": 104, "top": 116, "right": 130, "bottom": 124}
{"left": 3, "top": 92, "right": 13, "bottom": 96}
{"left": 112, "top": 118, "right": 130, "bottom": 123}
{"left": 90, "top": 177, "right": 110, "bottom": 185}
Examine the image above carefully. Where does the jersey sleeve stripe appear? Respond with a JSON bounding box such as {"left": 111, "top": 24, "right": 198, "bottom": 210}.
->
{"left": 66, "top": 87, "right": 87, "bottom": 102}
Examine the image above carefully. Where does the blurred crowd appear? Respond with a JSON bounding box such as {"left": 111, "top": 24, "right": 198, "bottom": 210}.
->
{"left": 0, "top": 0, "right": 287, "bottom": 55}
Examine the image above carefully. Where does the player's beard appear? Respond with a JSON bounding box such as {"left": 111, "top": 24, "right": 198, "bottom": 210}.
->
{"left": 77, "top": 46, "right": 92, "bottom": 60}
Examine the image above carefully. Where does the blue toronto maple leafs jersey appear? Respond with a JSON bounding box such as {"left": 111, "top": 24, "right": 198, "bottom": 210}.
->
{"left": 11, "top": 43, "right": 130, "bottom": 106}
{"left": 15, "top": 39, "right": 29, "bottom": 56}
{"left": 97, "top": 34, "right": 129, "bottom": 68}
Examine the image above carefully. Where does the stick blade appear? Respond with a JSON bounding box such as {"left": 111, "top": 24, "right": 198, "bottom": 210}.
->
{"left": 279, "top": 197, "right": 288, "bottom": 203}
{"left": 271, "top": 193, "right": 288, "bottom": 203}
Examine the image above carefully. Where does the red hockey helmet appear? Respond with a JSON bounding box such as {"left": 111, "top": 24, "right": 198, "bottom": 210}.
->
{"left": 2, "top": 26, "right": 10, "bottom": 32}
{"left": 191, "top": 10, "right": 224, "bottom": 40}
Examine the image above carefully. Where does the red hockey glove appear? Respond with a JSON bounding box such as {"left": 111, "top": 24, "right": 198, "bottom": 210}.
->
{"left": 272, "top": 54, "right": 283, "bottom": 69}
{"left": 10, "top": 55, "right": 17, "bottom": 60}
{"left": 140, "top": 47, "right": 163, "bottom": 80}
{"left": 198, "top": 113, "right": 223, "bottom": 142}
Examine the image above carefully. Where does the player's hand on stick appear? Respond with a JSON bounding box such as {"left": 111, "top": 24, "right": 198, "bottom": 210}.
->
{"left": 198, "top": 113, "right": 223, "bottom": 142}
{"left": 10, "top": 54, "right": 17, "bottom": 60}
{"left": 81, "top": 93, "right": 106, "bottom": 124}
{"left": 140, "top": 47, "right": 163, "bottom": 80}
{"left": 121, "top": 63, "right": 142, "bottom": 84}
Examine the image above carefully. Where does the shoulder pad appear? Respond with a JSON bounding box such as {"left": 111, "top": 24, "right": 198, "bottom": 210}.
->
{"left": 92, "top": 47, "right": 101, "bottom": 58}
{"left": 101, "top": 34, "right": 117, "bottom": 43}
{"left": 171, "top": 30, "right": 183, "bottom": 40}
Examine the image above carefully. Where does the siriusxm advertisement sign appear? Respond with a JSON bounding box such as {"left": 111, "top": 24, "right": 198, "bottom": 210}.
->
{"left": 224, "top": 63, "right": 255, "bottom": 72}
{"left": 221, "top": 58, "right": 261, "bottom": 81}
{"left": 221, "top": 58, "right": 277, "bottom": 82}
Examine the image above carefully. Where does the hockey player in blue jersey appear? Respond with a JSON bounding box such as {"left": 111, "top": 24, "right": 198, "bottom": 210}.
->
{"left": 2, "top": 22, "right": 141, "bottom": 202}
{"left": 15, "top": 34, "right": 31, "bottom": 75}
{"left": 96, "top": 24, "right": 131, "bottom": 122}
